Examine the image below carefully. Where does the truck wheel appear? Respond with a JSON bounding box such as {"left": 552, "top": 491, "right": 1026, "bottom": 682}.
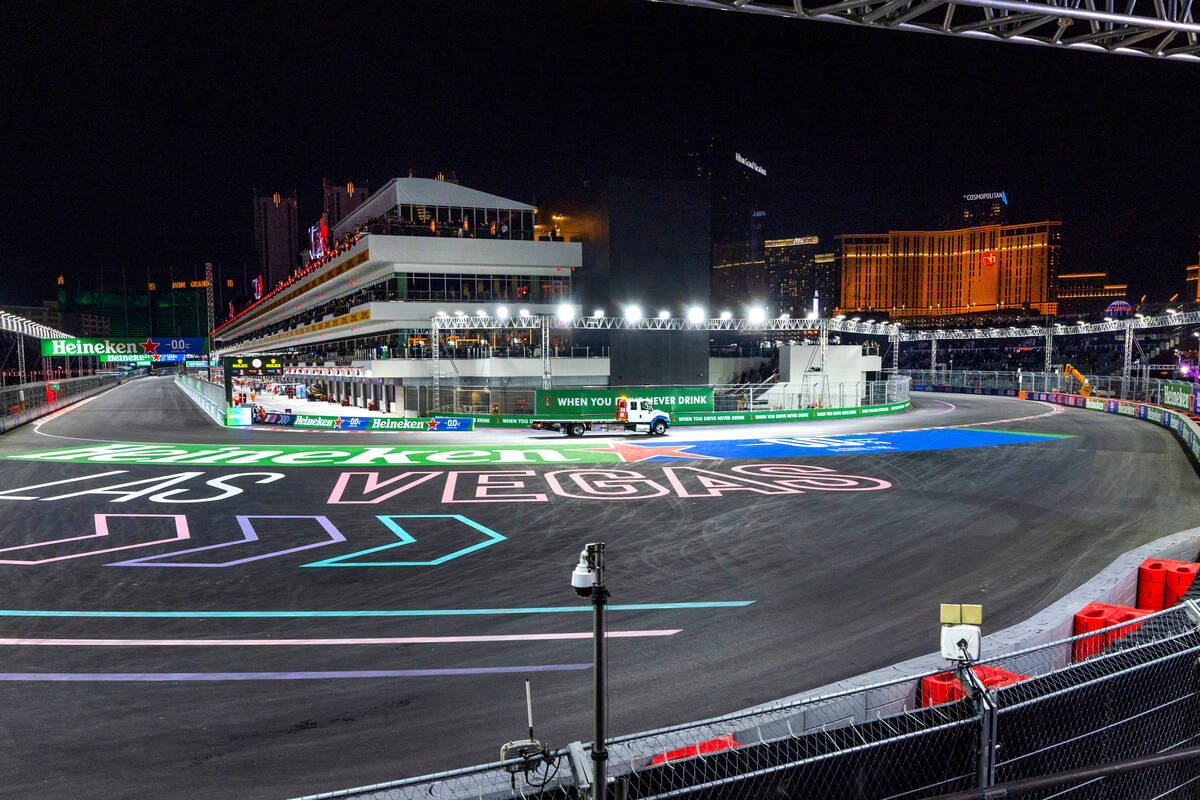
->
{"left": 651, "top": 420, "right": 667, "bottom": 436}
{"left": 568, "top": 423, "right": 585, "bottom": 438}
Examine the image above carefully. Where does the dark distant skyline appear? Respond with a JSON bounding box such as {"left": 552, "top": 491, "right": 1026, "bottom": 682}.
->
{"left": 4, "top": 0, "right": 1198, "bottom": 309}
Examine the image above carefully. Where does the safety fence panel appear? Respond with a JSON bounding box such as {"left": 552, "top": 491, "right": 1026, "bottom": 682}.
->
{"left": 0, "top": 373, "right": 124, "bottom": 433}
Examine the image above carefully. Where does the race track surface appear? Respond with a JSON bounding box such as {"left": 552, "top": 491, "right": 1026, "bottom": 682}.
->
{"left": 0, "top": 376, "right": 1196, "bottom": 800}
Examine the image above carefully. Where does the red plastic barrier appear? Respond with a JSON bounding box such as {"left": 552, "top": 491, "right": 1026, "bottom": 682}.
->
{"left": 651, "top": 735, "right": 740, "bottom": 765}
{"left": 1165, "top": 562, "right": 1199, "bottom": 606}
{"left": 1073, "top": 602, "right": 1152, "bottom": 661}
{"left": 920, "top": 666, "right": 1029, "bottom": 707}
{"left": 1137, "top": 559, "right": 1170, "bottom": 610}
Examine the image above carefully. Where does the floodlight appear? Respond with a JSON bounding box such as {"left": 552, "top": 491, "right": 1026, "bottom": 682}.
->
{"left": 624, "top": 305, "right": 643, "bottom": 323}
{"left": 593, "top": 309, "right": 604, "bottom": 318}
{"left": 748, "top": 307, "right": 766, "bottom": 325}
{"left": 657, "top": 309, "right": 670, "bottom": 320}
{"left": 686, "top": 307, "right": 705, "bottom": 324}
{"left": 557, "top": 304, "right": 575, "bottom": 323}
{"left": 496, "top": 306, "right": 510, "bottom": 319}
{"left": 719, "top": 311, "right": 732, "bottom": 321}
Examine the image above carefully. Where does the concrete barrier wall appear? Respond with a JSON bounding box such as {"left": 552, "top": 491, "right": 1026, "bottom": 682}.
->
{"left": 174, "top": 376, "right": 226, "bottom": 425}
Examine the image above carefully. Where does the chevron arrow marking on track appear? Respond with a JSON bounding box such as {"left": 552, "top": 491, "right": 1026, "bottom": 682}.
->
{"left": 0, "top": 514, "right": 190, "bottom": 564}
{"left": 108, "top": 516, "right": 344, "bottom": 567}
{"left": 302, "top": 514, "right": 505, "bottom": 567}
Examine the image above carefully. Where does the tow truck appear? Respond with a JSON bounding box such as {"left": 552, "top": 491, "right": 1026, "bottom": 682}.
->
{"left": 531, "top": 396, "right": 671, "bottom": 437}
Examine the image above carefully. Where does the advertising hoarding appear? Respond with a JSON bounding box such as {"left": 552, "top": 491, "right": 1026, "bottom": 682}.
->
{"left": 535, "top": 388, "right": 714, "bottom": 417}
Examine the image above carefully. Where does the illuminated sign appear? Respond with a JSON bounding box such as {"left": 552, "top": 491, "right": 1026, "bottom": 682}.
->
{"left": 147, "top": 282, "right": 157, "bottom": 291}
{"left": 765, "top": 236, "right": 819, "bottom": 248}
{"left": 172, "top": 281, "right": 186, "bottom": 289}
{"left": 101, "top": 353, "right": 188, "bottom": 363}
{"left": 735, "top": 152, "right": 767, "bottom": 176}
{"left": 963, "top": 191, "right": 1007, "bottom": 203}
{"left": 982, "top": 252, "right": 998, "bottom": 268}
{"left": 42, "top": 337, "right": 207, "bottom": 357}
{"left": 309, "top": 215, "right": 328, "bottom": 260}
{"left": 189, "top": 280, "right": 210, "bottom": 288}
{"left": 223, "top": 355, "right": 285, "bottom": 376}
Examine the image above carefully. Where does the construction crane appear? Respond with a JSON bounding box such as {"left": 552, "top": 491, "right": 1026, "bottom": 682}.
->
{"left": 1063, "top": 364, "right": 1092, "bottom": 397}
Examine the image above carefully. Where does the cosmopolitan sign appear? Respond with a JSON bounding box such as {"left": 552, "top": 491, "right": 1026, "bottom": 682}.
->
{"left": 42, "top": 337, "right": 207, "bottom": 357}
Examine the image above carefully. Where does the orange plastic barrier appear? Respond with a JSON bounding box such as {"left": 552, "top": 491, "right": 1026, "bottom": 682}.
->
{"left": 1136, "top": 559, "right": 1200, "bottom": 610}
{"left": 651, "top": 735, "right": 740, "bottom": 765}
{"left": 920, "top": 666, "right": 1029, "bottom": 707}
{"left": 1137, "top": 559, "right": 1170, "bottom": 610}
{"left": 1073, "top": 602, "right": 1152, "bottom": 661}
{"left": 1165, "top": 562, "right": 1199, "bottom": 606}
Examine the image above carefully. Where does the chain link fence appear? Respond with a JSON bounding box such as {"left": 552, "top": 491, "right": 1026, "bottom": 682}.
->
{"left": 289, "top": 597, "right": 1200, "bottom": 800}
{"left": 899, "top": 369, "right": 1193, "bottom": 406}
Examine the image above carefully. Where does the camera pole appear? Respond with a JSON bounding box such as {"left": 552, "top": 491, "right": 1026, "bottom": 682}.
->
{"left": 591, "top": 542, "right": 608, "bottom": 800}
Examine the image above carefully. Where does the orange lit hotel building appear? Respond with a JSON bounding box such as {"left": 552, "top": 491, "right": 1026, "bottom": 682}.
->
{"left": 836, "top": 221, "right": 1062, "bottom": 320}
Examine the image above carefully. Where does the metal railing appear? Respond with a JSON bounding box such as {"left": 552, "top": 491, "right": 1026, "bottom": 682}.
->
{"left": 0, "top": 373, "right": 126, "bottom": 433}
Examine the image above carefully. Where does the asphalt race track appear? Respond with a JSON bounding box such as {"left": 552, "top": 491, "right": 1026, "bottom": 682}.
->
{"left": 0, "top": 376, "right": 1197, "bottom": 800}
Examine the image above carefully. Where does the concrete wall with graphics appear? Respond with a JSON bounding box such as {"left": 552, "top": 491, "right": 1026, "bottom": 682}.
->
{"left": 174, "top": 376, "right": 226, "bottom": 425}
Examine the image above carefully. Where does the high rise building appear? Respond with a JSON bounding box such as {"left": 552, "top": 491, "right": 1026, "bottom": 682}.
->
{"left": 1186, "top": 237, "right": 1199, "bottom": 302}
{"left": 1056, "top": 272, "right": 1128, "bottom": 314}
{"left": 685, "top": 138, "right": 768, "bottom": 312}
{"left": 837, "top": 221, "right": 1062, "bottom": 319}
{"left": 945, "top": 191, "right": 1010, "bottom": 228}
{"left": 763, "top": 236, "right": 832, "bottom": 316}
{"left": 252, "top": 190, "right": 299, "bottom": 290}
{"left": 322, "top": 179, "right": 370, "bottom": 229}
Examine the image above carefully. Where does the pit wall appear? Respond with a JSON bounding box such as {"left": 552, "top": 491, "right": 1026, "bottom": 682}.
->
{"left": 174, "top": 375, "right": 226, "bottom": 425}
{"left": 440, "top": 400, "right": 909, "bottom": 428}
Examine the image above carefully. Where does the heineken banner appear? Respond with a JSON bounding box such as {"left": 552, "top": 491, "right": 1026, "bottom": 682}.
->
{"left": 535, "top": 388, "right": 714, "bottom": 417}
{"left": 256, "top": 413, "right": 474, "bottom": 432}
{"left": 42, "top": 337, "right": 207, "bottom": 357}
{"left": 1159, "top": 382, "right": 1193, "bottom": 411}
{"left": 101, "top": 353, "right": 187, "bottom": 363}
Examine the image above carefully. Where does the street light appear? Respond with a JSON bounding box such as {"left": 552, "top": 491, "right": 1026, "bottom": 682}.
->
{"left": 571, "top": 543, "right": 609, "bottom": 800}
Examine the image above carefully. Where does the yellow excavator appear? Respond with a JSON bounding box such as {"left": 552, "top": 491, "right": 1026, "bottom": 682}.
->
{"left": 1063, "top": 364, "right": 1092, "bottom": 396}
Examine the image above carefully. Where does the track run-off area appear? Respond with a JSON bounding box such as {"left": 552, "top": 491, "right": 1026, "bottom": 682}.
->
{"left": 0, "top": 376, "right": 1197, "bottom": 800}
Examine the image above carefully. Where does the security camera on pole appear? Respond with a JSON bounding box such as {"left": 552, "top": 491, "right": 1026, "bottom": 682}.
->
{"left": 572, "top": 543, "right": 608, "bottom": 800}
{"left": 941, "top": 603, "right": 995, "bottom": 787}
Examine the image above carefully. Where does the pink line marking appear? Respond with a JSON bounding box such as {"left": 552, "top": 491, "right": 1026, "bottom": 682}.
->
{"left": 0, "top": 630, "right": 682, "bottom": 646}
{"left": 0, "top": 515, "right": 190, "bottom": 565}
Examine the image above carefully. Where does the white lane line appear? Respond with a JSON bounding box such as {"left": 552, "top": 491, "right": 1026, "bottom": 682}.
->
{"left": 0, "top": 630, "right": 682, "bottom": 646}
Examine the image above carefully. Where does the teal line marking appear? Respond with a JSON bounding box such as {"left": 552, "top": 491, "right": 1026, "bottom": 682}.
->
{"left": 0, "top": 602, "right": 755, "bottom": 619}
{"left": 302, "top": 514, "right": 506, "bottom": 567}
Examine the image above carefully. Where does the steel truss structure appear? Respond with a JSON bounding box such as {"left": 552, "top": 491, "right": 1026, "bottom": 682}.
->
{"left": 430, "top": 310, "right": 1199, "bottom": 402}
{"left": 0, "top": 310, "right": 73, "bottom": 387}
{"left": 649, "top": 0, "right": 1200, "bottom": 61}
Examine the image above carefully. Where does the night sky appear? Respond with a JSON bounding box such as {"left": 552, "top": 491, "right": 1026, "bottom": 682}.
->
{"left": 4, "top": 0, "right": 1198, "bottom": 307}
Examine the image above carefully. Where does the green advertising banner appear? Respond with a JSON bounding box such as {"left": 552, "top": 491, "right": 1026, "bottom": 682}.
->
{"left": 1160, "top": 382, "right": 1193, "bottom": 411}
{"left": 535, "top": 388, "right": 714, "bottom": 417}
{"left": 41, "top": 337, "right": 207, "bottom": 357}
